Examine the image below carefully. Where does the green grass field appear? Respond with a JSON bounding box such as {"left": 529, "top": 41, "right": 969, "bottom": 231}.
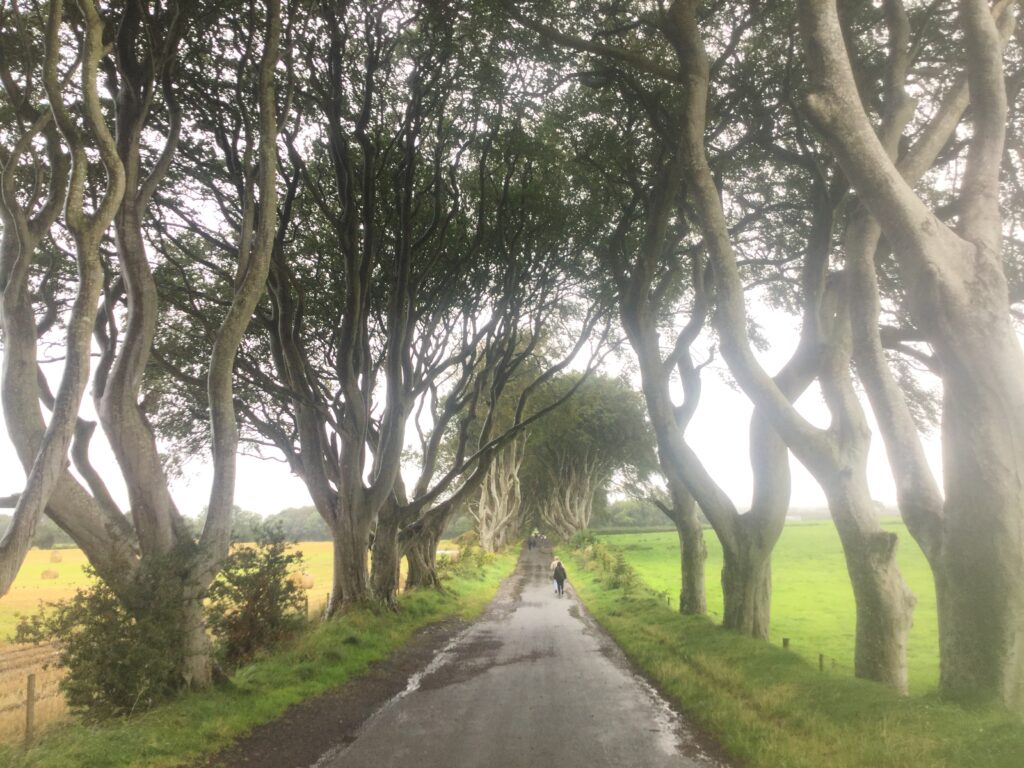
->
{"left": 601, "top": 520, "right": 940, "bottom": 694}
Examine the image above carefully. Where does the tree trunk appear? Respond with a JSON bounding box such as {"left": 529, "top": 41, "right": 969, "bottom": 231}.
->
{"left": 825, "top": 476, "right": 915, "bottom": 692}
{"left": 474, "top": 440, "right": 523, "bottom": 551}
{"left": 328, "top": 511, "right": 372, "bottom": 614}
{"left": 370, "top": 502, "right": 403, "bottom": 608}
{"left": 720, "top": 520, "right": 771, "bottom": 639}
{"left": 180, "top": 588, "right": 214, "bottom": 689}
{"left": 404, "top": 519, "right": 443, "bottom": 590}
{"left": 937, "top": 324, "right": 1024, "bottom": 704}
{"left": 797, "top": 0, "right": 1022, "bottom": 705}
{"left": 661, "top": 481, "right": 706, "bottom": 615}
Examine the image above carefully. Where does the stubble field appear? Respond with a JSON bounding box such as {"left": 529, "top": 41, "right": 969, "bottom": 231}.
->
{"left": 0, "top": 540, "right": 453, "bottom": 743}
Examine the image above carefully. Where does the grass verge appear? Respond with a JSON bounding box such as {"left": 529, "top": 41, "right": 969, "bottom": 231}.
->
{"left": 563, "top": 544, "right": 1024, "bottom": 768}
{"left": 0, "top": 551, "right": 516, "bottom": 768}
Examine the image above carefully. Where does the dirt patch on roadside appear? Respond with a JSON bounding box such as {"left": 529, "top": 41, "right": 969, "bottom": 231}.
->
{"left": 197, "top": 616, "right": 470, "bottom": 768}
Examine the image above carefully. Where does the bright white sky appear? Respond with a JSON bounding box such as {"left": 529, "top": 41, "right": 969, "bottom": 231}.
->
{"left": 0, "top": 302, "right": 947, "bottom": 519}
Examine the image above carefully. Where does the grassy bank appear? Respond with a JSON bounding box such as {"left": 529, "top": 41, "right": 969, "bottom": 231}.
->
{"left": 601, "top": 522, "right": 939, "bottom": 693}
{"left": 0, "top": 551, "right": 516, "bottom": 768}
{"left": 564, "top": 543, "right": 1024, "bottom": 768}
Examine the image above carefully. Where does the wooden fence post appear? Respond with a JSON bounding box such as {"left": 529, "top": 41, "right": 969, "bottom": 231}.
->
{"left": 24, "top": 672, "right": 35, "bottom": 749}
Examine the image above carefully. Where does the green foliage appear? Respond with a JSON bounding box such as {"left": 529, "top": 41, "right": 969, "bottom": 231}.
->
{"left": 440, "top": 510, "right": 475, "bottom": 539}
{"left": 206, "top": 523, "right": 306, "bottom": 667}
{"left": 521, "top": 374, "right": 657, "bottom": 487}
{"left": 591, "top": 498, "right": 672, "bottom": 529}
{"left": 0, "top": 512, "right": 77, "bottom": 549}
{"left": 434, "top": 553, "right": 456, "bottom": 579}
{"left": 265, "top": 506, "right": 331, "bottom": 541}
{"left": 185, "top": 506, "right": 331, "bottom": 543}
{"left": 519, "top": 373, "right": 657, "bottom": 534}
{"left": 15, "top": 563, "right": 187, "bottom": 721}
{"left": 455, "top": 535, "right": 495, "bottom": 572}
{"left": 569, "top": 529, "right": 598, "bottom": 549}
{"left": 570, "top": 537, "right": 638, "bottom": 592}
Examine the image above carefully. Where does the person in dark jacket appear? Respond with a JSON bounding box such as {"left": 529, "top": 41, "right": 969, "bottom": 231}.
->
{"left": 553, "top": 560, "right": 567, "bottom": 597}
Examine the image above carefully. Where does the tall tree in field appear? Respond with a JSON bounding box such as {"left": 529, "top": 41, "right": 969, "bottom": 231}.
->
{"left": 799, "top": 0, "right": 1024, "bottom": 706}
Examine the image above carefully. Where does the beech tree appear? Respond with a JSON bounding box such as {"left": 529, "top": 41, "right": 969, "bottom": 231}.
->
{"left": 0, "top": 0, "right": 124, "bottom": 594}
{"left": 149, "top": 0, "right": 609, "bottom": 610}
{"left": 518, "top": 374, "right": 656, "bottom": 539}
{"left": 513, "top": 1, "right": 837, "bottom": 640}
{"left": 799, "top": 0, "right": 1024, "bottom": 706}
{"left": 473, "top": 438, "right": 526, "bottom": 551}
{"left": 0, "top": 0, "right": 281, "bottom": 688}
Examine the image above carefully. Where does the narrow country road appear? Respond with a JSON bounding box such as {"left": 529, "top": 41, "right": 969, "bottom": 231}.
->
{"left": 310, "top": 546, "right": 726, "bottom": 768}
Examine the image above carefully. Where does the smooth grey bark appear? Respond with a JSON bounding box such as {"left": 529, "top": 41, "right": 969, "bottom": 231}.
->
{"left": 1, "top": 0, "right": 126, "bottom": 595}
{"left": 328, "top": 509, "right": 374, "bottom": 613}
{"left": 619, "top": 200, "right": 817, "bottom": 637}
{"left": 540, "top": 454, "right": 611, "bottom": 539}
{"left": 179, "top": 0, "right": 281, "bottom": 686}
{"left": 663, "top": 0, "right": 915, "bottom": 688}
{"left": 609, "top": 152, "right": 711, "bottom": 619}
{"left": 653, "top": 480, "right": 706, "bottom": 615}
{"left": 370, "top": 499, "right": 406, "bottom": 608}
{"left": 799, "top": 0, "right": 1024, "bottom": 707}
{"left": 1, "top": 0, "right": 280, "bottom": 690}
{"left": 404, "top": 522, "right": 443, "bottom": 589}
{"left": 475, "top": 439, "right": 525, "bottom": 551}
{"left": 0, "top": 42, "right": 70, "bottom": 593}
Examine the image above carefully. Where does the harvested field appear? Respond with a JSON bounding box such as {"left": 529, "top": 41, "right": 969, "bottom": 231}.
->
{"left": 0, "top": 539, "right": 457, "bottom": 744}
{"left": 0, "top": 643, "right": 65, "bottom": 743}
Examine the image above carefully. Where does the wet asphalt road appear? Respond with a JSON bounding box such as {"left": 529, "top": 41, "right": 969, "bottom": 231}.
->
{"left": 312, "top": 547, "right": 726, "bottom": 768}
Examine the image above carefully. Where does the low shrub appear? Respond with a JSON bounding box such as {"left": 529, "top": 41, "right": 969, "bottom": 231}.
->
{"left": 570, "top": 538, "right": 639, "bottom": 592}
{"left": 569, "top": 529, "right": 598, "bottom": 549}
{"left": 435, "top": 553, "right": 455, "bottom": 579}
{"left": 15, "top": 560, "right": 188, "bottom": 721}
{"left": 205, "top": 522, "right": 306, "bottom": 667}
{"left": 14, "top": 524, "right": 306, "bottom": 719}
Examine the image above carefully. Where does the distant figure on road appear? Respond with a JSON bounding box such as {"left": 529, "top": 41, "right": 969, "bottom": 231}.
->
{"left": 553, "top": 559, "right": 567, "bottom": 597}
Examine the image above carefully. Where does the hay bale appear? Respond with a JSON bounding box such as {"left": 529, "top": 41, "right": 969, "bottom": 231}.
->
{"left": 49, "top": 551, "right": 63, "bottom": 563}
{"left": 40, "top": 570, "right": 59, "bottom": 580}
{"left": 291, "top": 572, "right": 314, "bottom": 590}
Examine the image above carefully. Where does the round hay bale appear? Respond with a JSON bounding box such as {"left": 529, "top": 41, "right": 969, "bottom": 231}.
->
{"left": 49, "top": 551, "right": 63, "bottom": 563}
{"left": 40, "top": 569, "right": 59, "bottom": 580}
{"left": 291, "top": 572, "right": 314, "bottom": 590}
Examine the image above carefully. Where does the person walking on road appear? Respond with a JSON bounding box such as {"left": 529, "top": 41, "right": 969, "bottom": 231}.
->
{"left": 552, "top": 559, "right": 567, "bottom": 597}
